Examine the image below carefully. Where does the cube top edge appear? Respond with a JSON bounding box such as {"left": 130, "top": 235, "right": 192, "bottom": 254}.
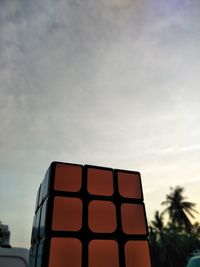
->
{"left": 48, "top": 161, "right": 141, "bottom": 176}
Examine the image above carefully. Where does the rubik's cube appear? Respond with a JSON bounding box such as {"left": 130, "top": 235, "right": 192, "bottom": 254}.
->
{"left": 29, "top": 161, "right": 152, "bottom": 267}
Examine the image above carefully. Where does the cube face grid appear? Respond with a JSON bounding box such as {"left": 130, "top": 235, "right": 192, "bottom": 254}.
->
{"left": 121, "top": 203, "right": 147, "bottom": 235}
{"left": 49, "top": 238, "right": 82, "bottom": 267}
{"left": 39, "top": 199, "right": 48, "bottom": 238}
{"left": 117, "top": 171, "right": 142, "bottom": 199}
{"left": 89, "top": 240, "right": 119, "bottom": 267}
{"left": 36, "top": 239, "right": 45, "bottom": 267}
{"left": 87, "top": 168, "right": 114, "bottom": 196}
{"left": 54, "top": 163, "right": 82, "bottom": 192}
{"left": 29, "top": 162, "right": 151, "bottom": 267}
{"left": 125, "top": 240, "right": 151, "bottom": 267}
{"left": 88, "top": 200, "right": 117, "bottom": 233}
{"left": 52, "top": 197, "right": 83, "bottom": 231}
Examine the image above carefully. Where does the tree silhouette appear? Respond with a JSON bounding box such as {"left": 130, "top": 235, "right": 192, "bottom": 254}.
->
{"left": 162, "top": 186, "right": 198, "bottom": 233}
{"left": 149, "top": 186, "right": 200, "bottom": 267}
{"left": 151, "top": 210, "right": 165, "bottom": 235}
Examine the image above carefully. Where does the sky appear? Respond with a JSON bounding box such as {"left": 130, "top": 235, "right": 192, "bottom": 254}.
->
{"left": 0, "top": 0, "right": 200, "bottom": 248}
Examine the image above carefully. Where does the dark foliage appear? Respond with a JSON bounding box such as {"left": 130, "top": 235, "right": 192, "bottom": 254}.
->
{"left": 149, "top": 186, "right": 200, "bottom": 267}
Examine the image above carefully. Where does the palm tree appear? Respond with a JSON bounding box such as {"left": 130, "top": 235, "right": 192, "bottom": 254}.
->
{"left": 149, "top": 210, "right": 185, "bottom": 267}
{"left": 161, "top": 186, "right": 198, "bottom": 233}
{"left": 151, "top": 210, "right": 165, "bottom": 234}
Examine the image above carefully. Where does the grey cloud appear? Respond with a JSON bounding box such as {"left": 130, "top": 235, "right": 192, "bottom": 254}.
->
{"left": 1, "top": 0, "right": 200, "bottom": 246}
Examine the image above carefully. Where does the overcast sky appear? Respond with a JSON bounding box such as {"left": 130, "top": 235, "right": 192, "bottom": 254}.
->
{"left": 0, "top": 0, "right": 200, "bottom": 248}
